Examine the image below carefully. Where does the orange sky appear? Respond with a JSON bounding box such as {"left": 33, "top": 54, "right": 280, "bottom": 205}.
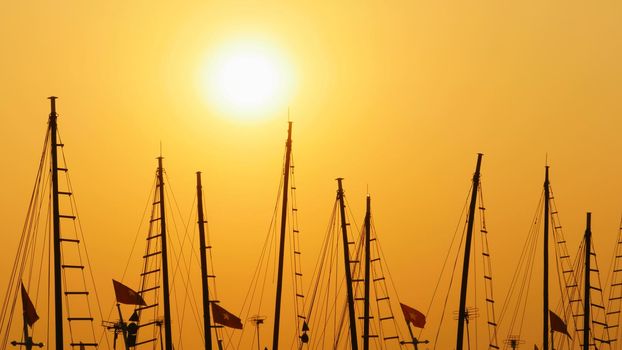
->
{"left": 1, "top": 1, "right": 621, "bottom": 349}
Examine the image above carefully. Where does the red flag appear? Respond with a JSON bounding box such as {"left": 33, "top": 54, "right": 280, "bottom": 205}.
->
{"left": 20, "top": 283, "right": 39, "bottom": 327}
{"left": 211, "top": 303, "right": 243, "bottom": 329}
{"left": 549, "top": 310, "right": 571, "bottom": 338}
{"left": 112, "top": 280, "right": 146, "bottom": 306}
{"left": 400, "top": 303, "right": 426, "bottom": 328}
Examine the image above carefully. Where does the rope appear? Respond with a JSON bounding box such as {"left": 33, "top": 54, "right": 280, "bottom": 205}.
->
{"left": 229, "top": 150, "right": 284, "bottom": 349}
{"left": 0, "top": 123, "right": 50, "bottom": 348}
{"left": 417, "top": 185, "right": 470, "bottom": 344}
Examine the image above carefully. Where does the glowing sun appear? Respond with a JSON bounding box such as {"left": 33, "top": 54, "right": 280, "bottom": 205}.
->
{"left": 201, "top": 40, "right": 295, "bottom": 120}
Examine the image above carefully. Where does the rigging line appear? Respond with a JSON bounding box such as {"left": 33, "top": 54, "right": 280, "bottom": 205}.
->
{"left": 162, "top": 185, "right": 188, "bottom": 350}
{"left": 185, "top": 201, "right": 207, "bottom": 334}
{"left": 61, "top": 157, "right": 110, "bottom": 349}
{"left": 332, "top": 216, "right": 342, "bottom": 349}
{"left": 0, "top": 126, "right": 50, "bottom": 342}
{"left": 2, "top": 167, "right": 48, "bottom": 348}
{"left": 472, "top": 199, "right": 482, "bottom": 350}
{"left": 271, "top": 149, "right": 288, "bottom": 283}
{"left": 572, "top": 239, "right": 587, "bottom": 338}
{"left": 513, "top": 226, "right": 539, "bottom": 347}
{"left": 497, "top": 191, "right": 544, "bottom": 323}
{"left": 372, "top": 220, "right": 409, "bottom": 343}
{"left": 45, "top": 192, "right": 52, "bottom": 349}
{"left": 243, "top": 152, "right": 285, "bottom": 304}
{"left": 173, "top": 205, "right": 204, "bottom": 348}
{"left": 603, "top": 217, "right": 622, "bottom": 309}
{"left": 516, "top": 221, "right": 539, "bottom": 335}
{"left": 230, "top": 170, "right": 284, "bottom": 350}
{"left": 163, "top": 174, "right": 205, "bottom": 347}
{"left": 607, "top": 215, "right": 622, "bottom": 349}
{"left": 590, "top": 237, "right": 611, "bottom": 345}
{"left": 418, "top": 185, "right": 471, "bottom": 340}
{"left": 287, "top": 186, "right": 297, "bottom": 336}
{"left": 31, "top": 183, "right": 52, "bottom": 346}
{"left": 304, "top": 201, "right": 338, "bottom": 329}
{"left": 104, "top": 175, "right": 158, "bottom": 331}
{"left": 554, "top": 211, "right": 585, "bottom": 339}
{"left": 478, "top": 184, "right": 500, "bottom": 349}
{"left": 306, "top": 203, "right": 341, "bottom": 349}
{"left": 432, "top": 187, "right": 471, "bottom": 350}
{"left": 603, "top": 221, "right": 619, "bottom": 303}
{"left": 366, "top": 227, "right": 393, "bottom": 347}
{"left": 11, "top": 165, "right": 47, "bottom": 339}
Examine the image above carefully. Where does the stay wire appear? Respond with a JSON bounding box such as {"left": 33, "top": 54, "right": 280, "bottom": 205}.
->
{"left": 431, "top": 185, "right": 471, "bottom": 350}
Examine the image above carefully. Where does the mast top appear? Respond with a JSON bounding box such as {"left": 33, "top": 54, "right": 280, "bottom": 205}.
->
{"left": 544, "top": 164, "right": 550, "bottom": 185}
{"left": 474, "top": 153, "right": 483, "bottom": 174}
{"left": 286, "top": 121, "right": 292, "bottom": 141}
{"left": 48, "top": 96, "right": 58, "bottom": 116}
{"left": 587, "top": 212, "right": 592, "bottom": 226}
{"left": 545, "top": 153, "right": 549, "bottom": 167}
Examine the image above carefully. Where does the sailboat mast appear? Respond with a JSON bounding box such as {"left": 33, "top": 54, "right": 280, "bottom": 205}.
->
{"left": 543, "top": 166, "right": 550, "bottom": 350}
{"left": 272, "top": 121, "right": 293, "bottom": 350}
{"left": 584, "top": 212, "right": 591, "bottom": 350}
{"left": 455, "top": 153, "right": 483, "bottom": 350}
{"left": 157, "top": 157, "right": 173, "bottom": 350}
{"left": 48, "top": 96, "right": 64, "bottom": 350}
{"left": 196, "top": 172, "right": 213, "bottom": 350}
{"left": 337, "top": 178, "right": 359, "bottom": 350}
{"left": 363, "top": 195, "right": 371, "bottom": 350}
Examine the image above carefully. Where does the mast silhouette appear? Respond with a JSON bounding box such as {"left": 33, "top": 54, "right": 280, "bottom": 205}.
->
{"left": 337, "top": 178, "right": 359, "bottom": 350}
{"left": 196, "top": 172, "right": 213, "bottom": 350}
{"left": 584, "top": 213, "right": 591, "bottom": 350}
{"left": 157, "top": 157, "right": 173, "bottom": 350}
{"left": 363, "top": 195, "right": 371, "bottom": 350}
{"left": 272, "top": 121, "right": 293, "bottom": 350}
{"left": 543, "top": 166, "right": 550, "bottom": 350}
{"left": 455, "top": 153, "right": 483, "bottom": 350}
{"left": 49, "top": 96, "right": 64, "bottom": 350}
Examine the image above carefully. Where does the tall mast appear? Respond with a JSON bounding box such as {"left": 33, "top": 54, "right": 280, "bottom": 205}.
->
{"left": 196, "top": 172, "right": 212, "bottom": 350}
{"left": 543, "top": 166, "right": 550, "bottom": 350}
{"left": 584, "top": 212, "right": 591, "bottom": 350}
{"left": 49, "top": 96, "right": 64, "bottom": 350}
{"left": 456, "top": 153, "right": 483, "bottom": 350}
{"left": 363, "top": 195, "right": 371, "bottom": 350}
{"left": 272, "top": 121, "right": 293, "bottom": 350}
{"left": 337, "top": 178, "right": 359, "bottom": 350}
{"left": 157, "top": 157, "right": 173, "bottom": 350}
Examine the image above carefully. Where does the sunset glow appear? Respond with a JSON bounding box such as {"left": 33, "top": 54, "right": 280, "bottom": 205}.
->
{"left": 2, "top": 2, "right": 622, "bottom": 350}
{"left": 201, "top": 40, "right": 294, "bottom": 120}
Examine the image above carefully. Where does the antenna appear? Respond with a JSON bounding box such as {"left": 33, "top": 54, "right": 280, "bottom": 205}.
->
{"left": 287, "top": 107, "right": 290, "bottom": 122}
{"left": 545, "top": 153, "right": 549, "bottom": 167}
{"left": 504, "top": 335, "right": 524, "bottom": 349}
{"left": 249, "top": 316, "right": 266, "bottom": 350}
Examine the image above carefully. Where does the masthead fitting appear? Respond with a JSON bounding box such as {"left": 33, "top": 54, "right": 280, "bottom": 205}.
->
{"left": 48, "top": 96, "right": 58, "bottom": 116}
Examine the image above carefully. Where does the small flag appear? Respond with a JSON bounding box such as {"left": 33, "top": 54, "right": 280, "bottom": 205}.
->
{"left": 399, "top": 303, "right": 426, "bottom": 328}
{"left": 20, "top": 283, "right": 39, "bottom": 327}
{"left": 112, "top": 280, "right": 146, "bottom": 306}
{"left": 549, "top": 310, "right": 571, "bottom": 338}
{"left": 211, "top": 303, "right": 243, "bottom": 329}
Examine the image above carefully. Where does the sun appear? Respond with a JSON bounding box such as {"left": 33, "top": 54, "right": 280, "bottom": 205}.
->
{"left": 201, "top": 40, "right": 295, "bottom": 121}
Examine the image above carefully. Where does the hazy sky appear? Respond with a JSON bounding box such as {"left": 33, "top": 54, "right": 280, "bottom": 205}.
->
{"left": 1, "top": 1, "right": 621, "bottom": 349}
